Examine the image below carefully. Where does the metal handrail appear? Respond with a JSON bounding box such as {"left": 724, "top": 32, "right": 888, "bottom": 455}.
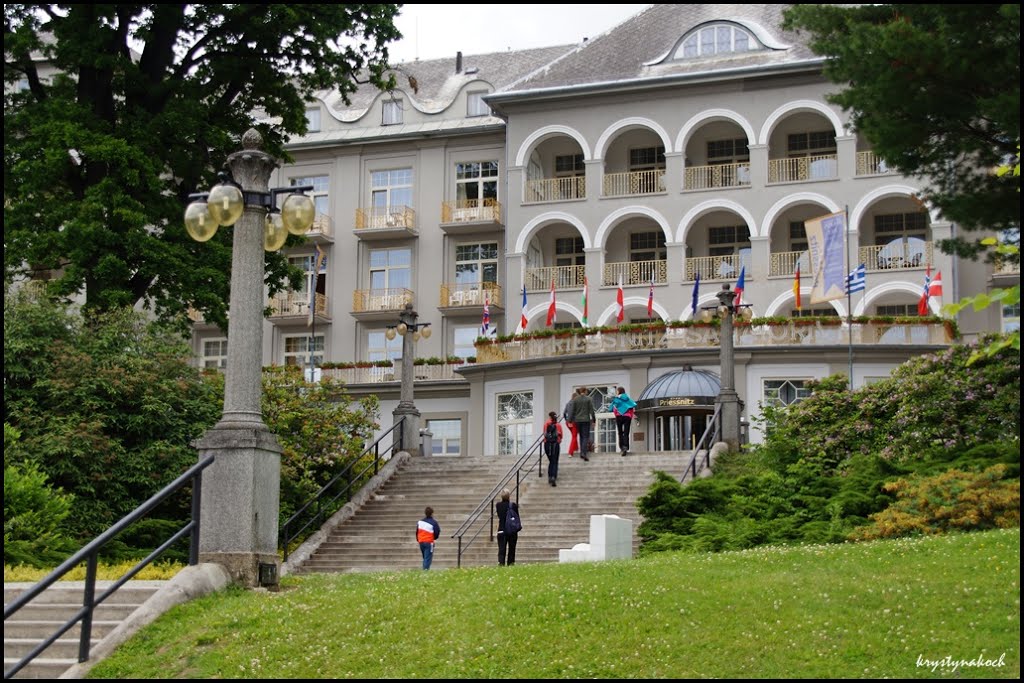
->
{"left": 451, "top": 419, "right": 562, "bottom": 568}
{"left": 3, "top": 454, "right": 215, "bottom": 679}
{"left": 279, "top": 418, "right": 404, "bottom": 562}
{"left": 680, "top": 404, "right": 722, "bottom": 483}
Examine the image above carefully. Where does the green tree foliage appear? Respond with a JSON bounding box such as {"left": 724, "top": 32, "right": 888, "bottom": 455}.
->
{"left": 4, "top": 4, "right": 401, "bottom": 330}
{"left": 4, "top": 424, "right": 77, "bottom": 567}
{"left": 783, "top": 4, "right": 1020, "bottom": 252}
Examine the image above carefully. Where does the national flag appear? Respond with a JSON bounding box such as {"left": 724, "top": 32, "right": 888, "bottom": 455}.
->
{"left": 581, "top": 277, "right": 589, "bottom": 326}
{"left": 846, "top": 263, "right": 866, "bottom": 294}
{"left": 481, "top": 291, "right": 490, "bottom": 336}
{"left": 734, "top": 266, "right": 746, "bottom": 308}
{"left": 690, "top": 273, "right": 700, "bottom": 316}
{"left": 615, "top": 275, "right": 625, "bottom": 323}
{"left": 917, "top": 266, "right": 932, "bottom": 316}
{"left": 647, "top": 274, "right": 655, "bottom": 317}
{"left": 792, "top": 263, "right": 801, "bottom": 311}
{"left": 520, "top": 284, "right": 528, "bottom": 332}
{"left": 928, "top": 270, "right": 943, "bottom": 297}
{"left": 546, "top": 279, "right": 557, "bottom": 327}
{"left": 308, "top": 244, "right": 326, "bottom": 328}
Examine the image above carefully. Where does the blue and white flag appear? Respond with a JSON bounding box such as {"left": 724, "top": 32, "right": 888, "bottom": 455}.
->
{"left": 846, "top": 263, "right": 866, "bottom": 294}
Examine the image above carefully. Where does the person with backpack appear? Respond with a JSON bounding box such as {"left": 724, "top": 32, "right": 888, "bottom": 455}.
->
{"left": 563, "top": 396, "right": 578, "bottom": 457}
{"left": 610, "top": 386, "right": 638, "bottom": 456}
{"left": 416, "top": 506, "right": 440, "bottom": 570}
{"left": 543, "top": 410, "right": 563, "bottom": 486}
{"left": 496, "top": 489, "right": 521, "bottom": 566}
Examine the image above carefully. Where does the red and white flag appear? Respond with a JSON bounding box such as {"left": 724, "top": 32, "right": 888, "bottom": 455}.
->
{"left": 917, "top": 266, "right": 932, "bottom": 316}
{"left": 546, "top": 279, "right": 557, "bottom": 327}
{"left": 929, "top": 270, "right": 943, "bottom": 297}
{"left": 615, "top": 275, "right": 625, "bottom": 323}
{"left": 647, "top": 274, "right": 655, "bottom": 317}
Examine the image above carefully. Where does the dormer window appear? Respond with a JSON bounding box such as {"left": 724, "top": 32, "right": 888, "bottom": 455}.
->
{"left": 675, "top": 23, "right": 760, "bottom": 59}
{"left": 383, "top": 99, "right": 403, "bottom": 126}
{"left": 305, "top": 108, "right": 321, "bottom": 133}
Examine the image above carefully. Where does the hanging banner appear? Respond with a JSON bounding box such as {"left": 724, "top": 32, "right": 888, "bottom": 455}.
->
{"left": 806, "top": 211, "right": 847, "bottom": 303}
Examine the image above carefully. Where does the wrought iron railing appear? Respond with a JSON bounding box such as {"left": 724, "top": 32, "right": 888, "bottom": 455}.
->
{"left": 680, "top": 404, "right": 720, "bottom": 483}
{"left": 684, "top": 162, "right": 751, "bottom": 190}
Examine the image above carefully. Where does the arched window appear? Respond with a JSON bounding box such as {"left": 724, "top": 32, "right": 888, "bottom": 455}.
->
{"left": 675, "top": 23, "right": 760, "bottom": 60}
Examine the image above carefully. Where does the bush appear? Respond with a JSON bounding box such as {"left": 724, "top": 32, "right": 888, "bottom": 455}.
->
{"left": 4, "top": 457, "right": 76, "bottom": 567}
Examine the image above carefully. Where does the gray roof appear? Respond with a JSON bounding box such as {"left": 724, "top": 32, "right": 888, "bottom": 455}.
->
{"left": 636, "top": 366, "right": 721, "bottom": 408}
{"left": 500, "top": 4, "right": 822, "bottom": 96}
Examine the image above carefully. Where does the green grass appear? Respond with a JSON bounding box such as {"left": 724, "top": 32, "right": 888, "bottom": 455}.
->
{"left": 89, "top": 529, "right": 1020, "bottom": 679}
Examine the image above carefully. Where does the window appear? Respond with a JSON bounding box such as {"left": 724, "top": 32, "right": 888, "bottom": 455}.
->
{"left": 467, "top": 91, "right": 490, "bottom": 117}
{"left": 426, "top": 419, "right": 462, "bottom": 455}
{"left": 874, "top": 212, "right": 928, "bottom": 239}
{"left": 369, "top": 247, "right": 411, "bottom": 290}
{"left": 787, "top": 131, "right": 837, "bottom": 156}
{"left": 763, "top": 379, "right": 811, "bottom": 408}
{"left": 573, "top": 386, "right": 615, "bottom": 453}
{"left": 675, "top": 23, "right": 759, "bottom": 59}
{"left": 456, "top": 161, "right": 498, "bottom": 206}
{"left": 370, "top": 168, "right": 414, "bottom": 214}
{"left": 630, "top": 232, "right": 666, "bottom": 262}
{"left": 874, "top": 212, "right": 929, "bottom": 268}
{"left": 629, "top": 146, "right": 666, "bottom": 171}
{"left": 290, "top": 175, "right": 330, "bottom": 217}
{"left": 383, "top": 99, "right": 403, "bottom": 125}
{"left": 284, "top": 334, "right": 324, "bottom": 367}
{"left": 708, "top": 225, "right": 751, "bottom": 256}
{"left": 305, "top": 108, "right": 321, "bottom": 133}
{"left": 554, "top": 154, "right": 585, "bottom": 177}
{"left": 791, "top": 307, "right": 839, "bottom": 318}
{"left": 497, "top": 391, "right": 534, "bottom": 456}
{"left": 202, "top": 338, "right": 228, "bottom": 370}
{"left": 367, "top": 330, "right": 403, "bottom": 363}
{"left": 288, "top": 252, "right": 327, "bottom": 306}
{"left": 789, "top": 221, "right": 808, "bottom": 251}
{"left": 455, "top": 242, "right": 498, "bottom": 286}
{"left": 876, "top": 304, "right": 918, "bottom": 316}
{"left": 555, "top": 237, "right": 585, "bottom": 267}
{"left": 454, "top": 326, "right": 482, "bottom": 359}
{"left": 707, "top": 138, "right": 749, "bottom": 164}
{"left": 1002, "top": 302, "right": 1020, "bottom": 333}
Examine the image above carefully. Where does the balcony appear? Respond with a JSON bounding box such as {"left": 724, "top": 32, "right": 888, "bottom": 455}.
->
{"left": 768, "top": 154, "right": 837, "bottom": 183}
{"left": 860, "top": 242, "right": 933, "bottom": 272}
{"left": 684, "top": 255, "right": 749, "bottom": 282}
{"left": 768, "top": 250, "right": 810, "bottom": 278}
{"left": 351, "top": 288, "right": 414, "bottom": 321}
{"left": 602, "top": 169, "right": 666, "bottom": 197}
{"left": 856, "top": 151, "right": 894, "bottom": 177}
{"left": 524, "top": 176, "right": 585, "bottom": 204}
{"left": 320, "top": 361, "right": 472, "bottom": 384}
{"left": 475, "top": 319, "right": 954, "bottom": 364}
{"left": 524, "top": 264, "right": 586, "bottom": 292}
{"left": 603, "top": 259, "right": 667, "bottom": 287}
{"left": 440, "top": 282, "right": 503, "bottom": 311}
{"left": 354, "top": 206, "right": 418, "bottom": 239}
{"left": 684, "top": 162, "right": 751, "bottom": 191}
{"left": 268, "top": 292, "right": 330, "bottom": 323}
{"left": 440, "top": 199, "right": 503, "bottom": 234}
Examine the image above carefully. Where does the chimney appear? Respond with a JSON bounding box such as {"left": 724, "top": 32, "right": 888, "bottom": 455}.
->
{"left": 456, "top": 51, "right": 463, "bottom": 74}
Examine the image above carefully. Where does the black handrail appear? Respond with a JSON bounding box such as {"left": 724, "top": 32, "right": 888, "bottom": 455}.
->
{"left": 279, "top": 417, "right": 404, "bottom": 562}
{"left": 680, "top": 404, "right": 722, "bottom": 482}
{"left": 451, "top": 419, "right": 561, "bottom": 568}
{"left": 3, "top": 454, "right": 215, "bottom": 679}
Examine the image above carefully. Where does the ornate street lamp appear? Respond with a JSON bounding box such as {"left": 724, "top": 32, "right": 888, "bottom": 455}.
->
{"left": 184, "top": 128, "right": 314, "bottom": 587}
{"left": 386, "top": 304, "right": 431, "bottom": 454}
{"left": 700, "top": 284, "right": 751, "bottom": 451}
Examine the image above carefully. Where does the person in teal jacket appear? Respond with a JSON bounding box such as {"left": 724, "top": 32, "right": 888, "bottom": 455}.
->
{"left": 610, "top": 386, "right": 637, "bottom": 456}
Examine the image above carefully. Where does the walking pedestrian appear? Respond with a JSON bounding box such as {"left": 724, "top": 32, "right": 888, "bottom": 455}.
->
{"left": 570, "top": 387, "right": 596, "bottom": 461}
{"left": 563, "top": 395, "right": 578, "bottom": 457}
{"left": 610, "top": 386, "right": 638, "bottom": 456}
{"left": 416, "top": 506, "right": 440, "bottom": 570}
{"left": 543, "top": 410, "right": 563, "bottom": 486}
{"left": 496, "top": 489, "right": 520, "bottom": 566}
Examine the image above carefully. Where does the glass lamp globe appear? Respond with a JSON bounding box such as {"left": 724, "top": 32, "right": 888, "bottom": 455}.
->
{"left": 385, "top": 327, "right": 397, "bottom": 341}
{"left": 700, "top": 308, "right": 713, "bottom": 323}
{"left": 421, "top": 324, "right": 432, "bottom": 339}
{"left": 413, "top": 330, "right": 421, "bottom": 342}
{"left": 282, "top": 193, "right": 315, "bottom": 235}
{"left": 396, "top": 322, "right": 408, "bottom": 336}
{"left": 264, "top": 213, "right": 288, "bottom": 252}
{"left": 740, "top": 306, "right": 753, "bottom": 321}
{"left": 184, "top": 201, "right": 217, "bottom": 242}
{"left": 207, "top": 183, "right": 244, "bottom": 226}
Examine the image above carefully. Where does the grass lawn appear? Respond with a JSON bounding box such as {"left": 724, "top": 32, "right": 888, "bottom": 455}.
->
{"left": 88, "top": 528, "right": 1020, "bottom": 679}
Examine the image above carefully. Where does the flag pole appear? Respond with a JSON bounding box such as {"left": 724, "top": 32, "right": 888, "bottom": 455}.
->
{"left": 845, "top": 205, "right": 853, "bottom": 390}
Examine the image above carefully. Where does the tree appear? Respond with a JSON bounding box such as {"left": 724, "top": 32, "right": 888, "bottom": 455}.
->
{"left": 4, "top": 4, "right": 401, "bottom": 330}
{"left": 783, "top": 4, "right": 1020, "bottom": 256}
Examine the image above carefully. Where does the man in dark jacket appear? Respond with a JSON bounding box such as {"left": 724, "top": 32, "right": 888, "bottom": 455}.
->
{"left": 570, "top": 387, "right": 596, "bottom": 461}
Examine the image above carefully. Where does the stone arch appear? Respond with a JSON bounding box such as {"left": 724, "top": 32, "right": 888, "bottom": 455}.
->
{"left": 849, "top": 184, "right": 938, "bottom": 234}
{"left": 515, "top": 212, "right": 591, "bottom": 254}
{"left": 677, "top": 199, "right": 758, "bottom": 243}
{"left": 594, "top": 117, "right": 673, "bottom": 161}
{"left": 675, "top": 109, "right": 757, "bottom": 154}
{"left": 761, "top": 192, "right": 842, "bottom": 237}
{"left": 595, "top": 206, "right": 672, "bottom": 251}
{"left": 514, "top": 125, "right": 593, "bottom": 168}
{"left": 758, "top": 99, "right": 846, "bottom": 145}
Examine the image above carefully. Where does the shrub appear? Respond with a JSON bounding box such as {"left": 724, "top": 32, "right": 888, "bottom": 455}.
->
{"left": 3, "top": 456, "right": 76, "bottom": 568}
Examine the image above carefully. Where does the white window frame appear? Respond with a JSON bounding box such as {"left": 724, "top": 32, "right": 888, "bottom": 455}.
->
{"left": 1002, "top": 302, "right": 1020, "bottom": 333}
{"left": 467, "top": 91, "right": 490, "bottom": 117}
{"left": 290, "top": 174, "right": 330, "bottom": 218}
{"left": 496, "top": 391, "right": 534, "bottom": 456}
{"left": 453, "top": 326, "right": 483, "bottom": 359}
{"left": 455, "top": 242, "right": 499, "bottom": 286}
{"left": 676, "top": 23, "right": 759, "bottom": 59}
{"left": 368, "top": 247, "right": 411, "bottom": 291}
{"left": 383, "top": 99, "right": 403, "bottom": 125}
{"left": 366, "top": 329, "right": 403, "bottom": 363}
{"left": 201, "top": 338, "right": 228, "bottom": 370}
{"left": 284, "top": 334, "right": 324, "bottom": 367}
{"left": 426, "top": 419, "right": 462, "bottom": 456}
{"left": 370, "top": 168, "right": 414, "bottom": 214}
{"left": 762, "top": 379, "right": 812, "bottom": 409}
{"left": 305, "top": 108, "right": 321, "bottom": 133}
{"left": 455, "top": 161, "right": 499, "bottom": 206}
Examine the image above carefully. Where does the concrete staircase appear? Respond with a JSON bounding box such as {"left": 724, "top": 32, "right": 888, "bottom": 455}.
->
{"left": 294, "top": 450, "right": 690, "bottom": 573}
{"left": 3, "top": 581, "right": 163, "bottom": 679}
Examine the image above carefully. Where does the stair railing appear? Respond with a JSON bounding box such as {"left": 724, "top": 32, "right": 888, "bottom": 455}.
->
{"left": 450, "top": 419, "right": 559, "bottom": 568}
{"left": 279, "top": 417, "right": 404, "bottom": 562}
{"left": 3, "top": 454, "right": 215, "bottom": 680}
{"left": 681, "top": 404, "right": 721, "bottom": 482}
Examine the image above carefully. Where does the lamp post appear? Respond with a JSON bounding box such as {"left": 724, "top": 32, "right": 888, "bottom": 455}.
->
{"left": 184, "top": 128, "right": 314, "bottom": 587}
{"left": 386, "top": 303, "right": 432, "bottom": 454}
{"left": 700, "top": 283, "right": 751, "bottom": 452}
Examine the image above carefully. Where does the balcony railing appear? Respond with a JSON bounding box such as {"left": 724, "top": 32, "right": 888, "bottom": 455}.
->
{"left": 351, "top": 288, "right": 413, "bottom": 313}
{"left": 440, "top": 199, "right": 502, "bottom": 224}
{"left": 768, "top": 154, "right": 838, "bottom": 183}
{"left": 860, "top": 242, "right": 933, "bottom": 272}
{"left": 684, "top": 162, "right": 751, "bottom": 190}
{"left": 524, "top": 176, "right": 585, "bottom": 203}
{"left": 602, "top": 169, "right": 665, "bottom": 197}
{"left": 768, "top": 250, "right": 810, "bottom": 277}
{"left": 994, "top": 256, "right": 1020, "bottom": 275}
{"left": 355, "top": 206, "right": 417, "bottom": 232}
{"left": 684, "top": 254, "right": 749, "bottom": 282}
{"left": 855, "top": 151, "right": 893, "bottom": 176}
{"left": 441, "top": 282, "right": 503, "bottom": 308}
{"left": 603, "top": 259, "right": 667, "bottom": 287}
{"left": 524, "top": 265, "right": 586, "bottom": 292}
{"left": 268, "top": 292, "right": 329, "bottom": 318}
{"left": 475, "top": 320, "right": 953, "bottom": 363}
{"left": 320, "top": 363, "right": 472, "bottom": 384}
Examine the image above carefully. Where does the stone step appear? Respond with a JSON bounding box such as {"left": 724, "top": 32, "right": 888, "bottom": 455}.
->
{"left": 4, "top": 656, "right": 76, "bottom": 680}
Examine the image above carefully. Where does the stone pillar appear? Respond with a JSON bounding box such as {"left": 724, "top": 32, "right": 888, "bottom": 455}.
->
{"left": 714, "top": 284, "right": 741, "bottom": 451}
{"left": 393, "top": 304, "right": 421, "bottom": 454}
